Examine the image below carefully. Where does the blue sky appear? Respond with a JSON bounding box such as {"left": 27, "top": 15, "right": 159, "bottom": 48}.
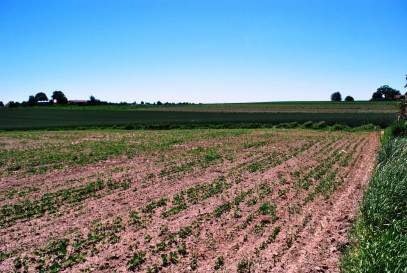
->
{"left": 1, "top": 0, "right": 406, "bottom": 103}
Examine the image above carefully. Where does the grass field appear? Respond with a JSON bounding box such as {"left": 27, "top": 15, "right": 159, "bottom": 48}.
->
{"left": 0, "top": 103, "right": 398, "bottom": 130}
{"left": 0, "top": 129, "right": 379, "bottom": 272}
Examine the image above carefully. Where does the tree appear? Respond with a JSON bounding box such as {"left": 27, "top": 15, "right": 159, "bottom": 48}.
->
{"left": 371, "top": 91, "right": 383, "bottom": 100}
{"left": 35, "top": 92, "right": 48, "bottom": 102}
{"left": 371, "top": 85, "right": 400, "bottom": 101}
{"left": 345, "top": 96, "right": 354, "bottom": 102}
{"left": 28, "top": 95, "right": 37, "bottom": 106}
{"left": 52, "top": 91, "right": 68, "bottom": 104}
{"left": 8, "top": 101, "right": 20, "bottom": 107}
{"left": 0, "top": 101, "right": 3, "bottom": 107}
{"left": 405, "top": 73, "right": 407, "bottom": 88}
{"left": 88, "top": 95, "right": 96, "bottom": 106}
{"left": 87, "top": 95, "right": 103, "bottom": 106}
{"left": 331, "top": 92, "right": 342, "bottom": 101}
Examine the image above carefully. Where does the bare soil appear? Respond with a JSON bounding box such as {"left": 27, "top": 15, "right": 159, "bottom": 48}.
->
{"left": 0, "top": 130, "right": 380, "bottom": 272}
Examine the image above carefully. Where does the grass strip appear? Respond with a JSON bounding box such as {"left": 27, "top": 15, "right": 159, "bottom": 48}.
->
{"left": 341, "top": 125, "right": 407, "bottom": 272}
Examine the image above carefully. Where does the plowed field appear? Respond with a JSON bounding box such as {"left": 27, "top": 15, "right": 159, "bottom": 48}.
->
{"left": 0, "top": 129, "right": 379, "bottom": 272}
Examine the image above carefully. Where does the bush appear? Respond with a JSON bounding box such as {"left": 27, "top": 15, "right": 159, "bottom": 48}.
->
{"left": 312, "top": 121, "right": 327, "bottom": 129}
{"left": 389, "top": 121, "right": 407, "bottom": 138}
{"left": 301, "top": 121, "right": 314, "bottom": 129}
{"left": 353, "top": 124, "right": 380, "bottom": 132}
{"left": 278, "top": 122, "right": 300, "bottom": 129}
{"left": 330, "top": 124, "right": 351, "bottom": 131}
{"left": 124, "top": 124, "right": 135, "bottom": 130}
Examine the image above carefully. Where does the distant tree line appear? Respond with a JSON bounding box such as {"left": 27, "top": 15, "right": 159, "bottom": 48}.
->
{"left": 330, "top": 75, "right": 407, "bottom": 102}
{"left": 1, "top": 91, "right": 196, "bottom": 108}
{"left": 4, "top": 91, "right": 66, "bottom": 107}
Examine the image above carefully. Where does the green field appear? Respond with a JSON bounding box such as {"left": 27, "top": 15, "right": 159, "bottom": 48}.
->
{"left": 39, "top": 100, "right": 397, "bottom": 112}
{"left": 0, "top": 106, "right": 397, "bottom": 131}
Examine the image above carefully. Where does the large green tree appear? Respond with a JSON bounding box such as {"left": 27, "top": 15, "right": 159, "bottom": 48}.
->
{"left": 331, "top": 91, "right": 342, "bottom": 101}
{"left": 51, "top": 91, "right": 68, "bottom": 104}
{"left": 28, "top": 95, "right": 37, "bottom": 106}
{"left": 35, "top": 92, "right": 48, "bottom": 101}
{"left": 371, "top": 85, "right": 400, "bottom": 100}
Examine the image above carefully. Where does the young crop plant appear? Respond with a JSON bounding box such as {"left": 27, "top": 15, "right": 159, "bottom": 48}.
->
{"left": 129, "top": 210, "right": 142, "bottom": 227}
{"left": 241, "top": 214, "right": 254, "bottom": 229}
{"left": 161, "top": 253, "right": 169, "bottom": 267}
{"left": 258, "top": 202, "right": 276, "bottom": 216}
{"left": 190, "top": 258, "right": 198, "bottom": 270}
{"left": 177, "top": 242, "right": 187, "bottom": 256}
{"left": 127, "top": 251, "right": 146, "bottom": 271}
{"left": 237, "top": 256, "right": 253, "bottom": 273}
{"left": 159, "top": 224, "right": 169, "bottom": 235}
{"left": 214, "top": 256, "right": 225, "bottom": 270}
{"left": 178, "top": 226, "right": 192, "bottom": 238}
{"left": 161, "top": 203, "right": 188, "bottom": 218}
{"left": 141, "top": 198, "right": 168, "bottom": 213}
{"left": 169, "top": 251, "right": 178, "bottom": 264}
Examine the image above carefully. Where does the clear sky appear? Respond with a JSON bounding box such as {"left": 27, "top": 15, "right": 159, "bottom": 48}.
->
{"left": 1, "top": 0, "right": 406, "bottom": 104}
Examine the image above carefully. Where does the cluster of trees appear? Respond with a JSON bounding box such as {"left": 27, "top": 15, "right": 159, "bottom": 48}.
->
{"left": 330, "top": 92, "right": 354, "bottom": 102}
{"left": 0, "top": 91, "right": 196, "bottom": 108}
{"left": 370, "top": 85, "right": 405, "bottom": 101}
{"left": 3, "top": 91, "right": 68, "bottom": 108}
{"left": 369, "top": 75, "right": 407, "bottom": 101}
{"left": 331, "top": 75, "right": 407, "bottom": 102}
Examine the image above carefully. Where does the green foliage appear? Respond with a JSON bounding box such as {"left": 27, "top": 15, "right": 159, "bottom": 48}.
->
{"left": 52, "top": 91, "right": 68, "bottom": 104}
{"left": 35, "top": 92, "right": 48, "bottom": 102}
{"left": 331, "top": 91, "right": 342, "bottom": 101}
{"left": 141, "top": 198, "right": 168, "bottom": 213}
{"left": 177, "top": 242, "right": 187, "bottom": 256}
{"left": 214, "top": 256, "right": 224, "bottom": 270}
{"left": 383, "top": 121, "right": 407, "bottom": 143}
{"left": 345, "top": 96, "right": 354, "bottom": 102}
{"left": 352, "top": 123, "right": 380, "bottom": 132}
{"left": 127, "top": 251, "right": 146, "bottom": 270}
{"left": 330, "top": 124, "right": 351, "bottom": 131}
{"left": 371, "top": 85, "right": 401, "bottom": 101}
{"left": 190, "top": 259, "right": 197, "bottom": 270}
{"left": 301, "top": 121, "right": 314, "bottom": 128}
{"left": 237, "top": 256, "right": 253, "bottom": 272}
{"left": 28, "top": 95, "right": 37, "bottom": 107}
{"left": 0, "top": 107, "right": 397, "bottom": 130}
{"left": 312, "top": 121, "right": 327, "bottom": 129}
{"left": 397, "top": 99, "right": 407, "bottom": 121}
{"left": 258, "top": 202, "right": 276, "bottom": 216}
{"left": 341, "top": 137, "right": 407, "bottom": 272}
{"left": 204, "top": 151, "right": 221, "bottom": 163}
